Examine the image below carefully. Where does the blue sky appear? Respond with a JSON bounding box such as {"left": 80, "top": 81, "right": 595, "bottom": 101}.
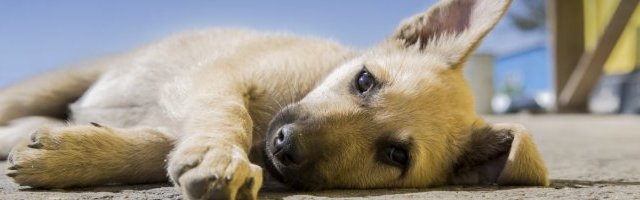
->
{"left": 0, "top": 1, "right": 543, "bottom": 87}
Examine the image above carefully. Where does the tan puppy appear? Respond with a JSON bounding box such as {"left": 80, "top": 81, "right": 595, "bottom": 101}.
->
{"left": 0, "top": 0, "right": 548, "bottom": 199}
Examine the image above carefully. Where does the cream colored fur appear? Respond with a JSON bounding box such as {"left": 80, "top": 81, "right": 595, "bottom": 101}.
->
{"left": 0, "top": 0, "right": 548, "bottom": 199}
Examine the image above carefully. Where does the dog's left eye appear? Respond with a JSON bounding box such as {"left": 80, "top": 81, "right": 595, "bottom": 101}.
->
{"left": 355, "top": 69, "right": 376, "bottom": 94}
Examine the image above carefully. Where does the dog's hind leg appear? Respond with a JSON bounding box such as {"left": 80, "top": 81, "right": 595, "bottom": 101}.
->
{"left": 0, "top": 61, "right": 109, "bottom": 125}
{"left": 0, "top": 116, "right": 65, "bottom": 159}
{"left": 6, "top": 124, "right": 174, "bottom": 188}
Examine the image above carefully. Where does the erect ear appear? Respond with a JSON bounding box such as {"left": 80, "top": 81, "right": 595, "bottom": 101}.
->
{"left": 451, "top": 123, "right": 549, "bottom": 186}
{"left": 391, "top": 0, "right": 511, "bottom": 67}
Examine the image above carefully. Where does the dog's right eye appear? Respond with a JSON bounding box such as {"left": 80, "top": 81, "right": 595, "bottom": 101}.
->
{"left": 382, "top": 146, "right": 409, "bottom": 168}
{"left": 355, "top": 68, "right": 376, "bottom": 94}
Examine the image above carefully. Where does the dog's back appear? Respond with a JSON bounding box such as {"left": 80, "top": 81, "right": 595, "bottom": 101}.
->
{"left": 70, "top": 29, "right": 355, "bottom": 130}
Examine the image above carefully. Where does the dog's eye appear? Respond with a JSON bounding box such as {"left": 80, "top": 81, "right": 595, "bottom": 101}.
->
{"left": 355, "top": 69, "right": 376, "bottom": 94}
{"left": 383, "top": 147, "right": 408, "bottom": 167}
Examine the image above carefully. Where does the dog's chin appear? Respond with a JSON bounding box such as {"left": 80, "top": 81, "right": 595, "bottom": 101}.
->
{"left": 261, "top": 143, "right": 313, "bottom": 190}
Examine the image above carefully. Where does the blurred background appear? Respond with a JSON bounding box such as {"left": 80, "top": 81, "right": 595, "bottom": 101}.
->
{"left": 1, "top": 0, "right": 639, "bottom": 115}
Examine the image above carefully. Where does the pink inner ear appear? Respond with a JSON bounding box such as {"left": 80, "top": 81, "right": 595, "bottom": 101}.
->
{"left": 418, "top": 0, "right": 475, "bottom": 48}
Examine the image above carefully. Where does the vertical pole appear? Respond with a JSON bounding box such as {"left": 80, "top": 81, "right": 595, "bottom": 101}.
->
{"left": 547, "top": 0, "right": 585, "bottom": 112}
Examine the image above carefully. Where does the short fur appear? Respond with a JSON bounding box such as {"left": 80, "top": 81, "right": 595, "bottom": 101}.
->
{"left": 0, "top": 0, "right": 548, "bottom": 199}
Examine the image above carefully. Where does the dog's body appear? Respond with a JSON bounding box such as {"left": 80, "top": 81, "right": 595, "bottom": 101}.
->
{"left": 1, "top": 0, "right": 549, "bottom": 199}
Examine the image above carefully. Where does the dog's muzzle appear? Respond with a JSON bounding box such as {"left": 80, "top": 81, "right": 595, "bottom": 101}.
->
{"left": 263, "top": 105, "right": 324, "bottom": 189}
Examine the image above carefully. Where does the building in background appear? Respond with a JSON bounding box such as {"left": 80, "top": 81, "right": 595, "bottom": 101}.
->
{"left": 585, "top": 0, "right": 640, "bottom": 114}
{"left": 481, "top": 0, "right": 554, "bottom": 113}
{"left": 488, "top": 0, "right": 640, "bottom": 114}
{"left": 584, "top": 0, "right": 640, "bottom": 75}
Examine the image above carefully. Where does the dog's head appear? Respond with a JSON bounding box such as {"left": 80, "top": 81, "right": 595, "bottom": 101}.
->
{"left": 264, "top": 0, "right": 548, "bottom": 189}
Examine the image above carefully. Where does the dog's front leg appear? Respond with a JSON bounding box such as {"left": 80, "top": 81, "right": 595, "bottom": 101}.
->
{"left": 168, "top": 92, "right": 263, "bottom": 200}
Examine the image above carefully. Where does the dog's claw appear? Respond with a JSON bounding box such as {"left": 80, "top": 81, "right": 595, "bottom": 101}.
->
{"left": 225, "top": 174, "right": 232, "bottom": 183}
{"left": 8, "top": 165, "right": 21, "bottom": 170}
{"left": 170, "top": 145, "right": 263, "bottom": 200}
{"left": 27, "top": 142, "right": 43, "bottom": 149}
{"left": 245, "top": 177, "right": 254, "bottom": 188}
{"left": 30, "top": 132, "right": 38, "bottom": 142}
{"left": 176, "top": 162, "right": 200, "bottom": 183}
{"left": 90, "top": 122, "right": 102, "bottom": 127}
{"left": 27, "top": 131, "right": 44, "bottom": 148}
{"left": 212, "top": 173, "right": 220, "bottom": 181}
{"left": 6, "top": 171, "right": 17, "bottom": 178}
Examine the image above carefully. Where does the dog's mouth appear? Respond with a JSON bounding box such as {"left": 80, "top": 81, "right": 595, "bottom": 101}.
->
{"left": 262, "top": 128, "right": 316, "bottom": 190}
{"left": 262, "top": 140, "right": 286, "bottom": 183}
{"left": 262, "top": 125, "right": 287, "bottom": 180}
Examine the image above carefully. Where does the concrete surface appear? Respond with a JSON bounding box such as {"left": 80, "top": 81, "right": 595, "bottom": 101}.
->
{"left": 1, "top": 114, "right": 640, "bottom": 199}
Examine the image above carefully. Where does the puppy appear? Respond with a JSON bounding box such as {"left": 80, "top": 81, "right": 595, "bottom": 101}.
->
{"left": 0, "top": 0, "right": 548, "bottom": 199}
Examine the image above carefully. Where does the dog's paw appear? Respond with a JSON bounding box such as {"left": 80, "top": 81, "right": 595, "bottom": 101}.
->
{"left": 6, "top": 124, "right": 113, "bottom": 188}
{"left": 168, "top": 141, "right": 263, "bottom": 200}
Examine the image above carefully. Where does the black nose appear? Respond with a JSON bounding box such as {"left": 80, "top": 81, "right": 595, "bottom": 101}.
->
{"left": 274, "top": 125, "right": 303, "bottom": 166}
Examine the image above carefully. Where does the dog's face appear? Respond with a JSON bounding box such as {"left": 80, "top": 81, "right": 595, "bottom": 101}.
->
{"left": 264, "top": 53, "right": 477, "bottom": 189}
{"left": 265, "top": 0, "right": 548, "bottom": 189}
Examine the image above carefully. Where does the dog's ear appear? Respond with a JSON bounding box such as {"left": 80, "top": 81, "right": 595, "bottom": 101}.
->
{"left": 451, "top": 123, "right": 549, "bottom": 186}
{"left": 391, "top": 0, "right": 511, "bottom": 67}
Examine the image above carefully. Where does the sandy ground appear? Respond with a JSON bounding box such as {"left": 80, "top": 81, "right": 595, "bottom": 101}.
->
{"left": 1, "top": 114, "right": 640, "bottom": 199}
